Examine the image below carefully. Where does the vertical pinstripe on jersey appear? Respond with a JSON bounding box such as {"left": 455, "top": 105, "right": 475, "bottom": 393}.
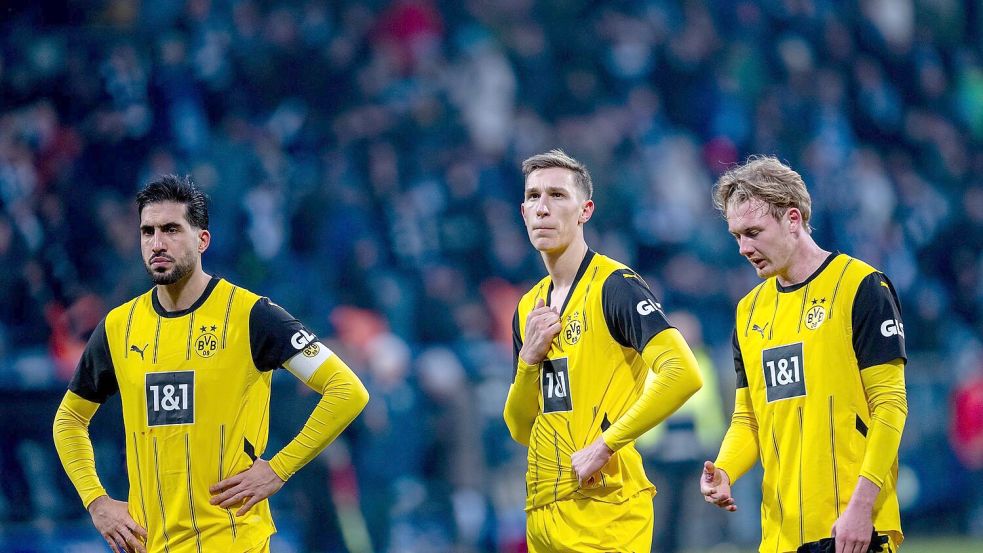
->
{"left": 131, "top": 433, "right": 150, "bottom": 531}
{"left": 768, "top": 291, "right": 780, "bottom": 339}
{"left": 770, "top": 427, "right": 784, "bottom": 553}
{"left": 828, "top": 396, "right": 841, "bottom": 517}
{"left": 124, "top": 300, "right": 138, "bottom": 358}
{"left": 583, "top": 369, "right": 617, "bottom": 449}
{"left": 153, "top": 315, "right": 162, "bottom": 364}
{"left": 580, "top": 266, "right": 600, "bottom": 332}
{"left": 797, "top": 406, "right": 805, "bottom": 546}
{"left": 743, "top": 283, "right": 766, "bottom": 337}
{"left": 222, "top": 286, "right": 237, "bottom": 348}
{"left": 796, "top": 284, "right": 811, "bottom": 334}
{"left": 185, "top": 312, "right": 196, "bottom": 360}
{"left": 152, "top": 437, "right": 172, "bottom": 553}
{"left": 529, "top": 427, "right": 540, "bottom": 500}
{"left": 219, "top": 425, "right": 238, "bottom": 538}
{"left": 184, "top": 433, "right": 203, "bottom": 552}
{"left": 553, "top": 430, "right": 561, "bottom": 503}
{"left": 828, "top": 259, "right": 854, "bottom": 319}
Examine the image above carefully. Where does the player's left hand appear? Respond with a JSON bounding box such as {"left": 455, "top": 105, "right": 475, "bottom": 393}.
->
{"left": 209, "top": 458, "right": 285, "bottom": 516}
{"left": 830, "top": 501, "right": 873, "bottom": 553}
{"left": 571, "top": 435, "right": 614, "bottom": 487}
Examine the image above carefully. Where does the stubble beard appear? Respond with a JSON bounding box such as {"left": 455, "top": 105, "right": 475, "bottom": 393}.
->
{"left": 145, "top": 254, "right": 196, "bottom": 285}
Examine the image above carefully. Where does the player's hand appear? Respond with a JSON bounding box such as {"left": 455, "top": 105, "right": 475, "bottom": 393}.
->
{"left": 830, "top": 501, "right": 873, "bottom": 553}
{"left": 571, "top": 435, "right": 614, "bottom": 487}
{"left": 700, "top": 461, "right": 737, "bottom": 512}
{"left": 87, "top": 495, "right": 148, "bottom": 553}
{"left": 209, "top": 458, "right": 285, "bottom": 516}
{"left": 518, "top": 298, "right": 561, "bottom": 365}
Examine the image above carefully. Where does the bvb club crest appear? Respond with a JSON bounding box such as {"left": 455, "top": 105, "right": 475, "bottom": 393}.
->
{"left": 303, "top": 342, "right": 320, "bottom": 358}
{"left": 195, "top": 325, "right": 219, "bottom": 358}
{"left": 562, "top": 313, "right": 583, "bottom": 346}
{"left": 804, "top": 298, "right": 827, "bottom": 330}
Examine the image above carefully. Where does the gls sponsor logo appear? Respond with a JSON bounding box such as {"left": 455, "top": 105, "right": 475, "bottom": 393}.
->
{"left": 636, "top": 299, "right": 662, "bottom": 316}
{"left": 881, "top": 319, "right": 904, "bottom": 338}
{"left": 291, "top": 329, "right": 317, "bottom": 350}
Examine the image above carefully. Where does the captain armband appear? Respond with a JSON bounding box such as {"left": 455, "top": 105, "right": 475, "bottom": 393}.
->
{"left": 283, "top": 341, "right": 335, "bottom": 384}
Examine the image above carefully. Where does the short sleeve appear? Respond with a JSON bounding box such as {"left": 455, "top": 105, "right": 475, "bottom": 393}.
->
{"left": 732, "top": 328, "right": 748, "bottom": 388}
{"left": 851, "top": 273, "right": 907, "bottom": 369}
{"left": 601, "top": 270, "right": 673, "bottom": 352}
{"left": 68, "top": 319, "right": 119, "bottom": 403}
{"left": 249, "top": 298, "right": 319, "bottom": 372}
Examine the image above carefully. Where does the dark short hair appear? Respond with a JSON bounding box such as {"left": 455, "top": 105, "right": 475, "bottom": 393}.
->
{"left": 136, "top": 175, "right": 209, "bottom": 230}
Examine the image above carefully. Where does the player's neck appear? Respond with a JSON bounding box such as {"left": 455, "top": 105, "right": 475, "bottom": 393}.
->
{"left": 542, "top": 239, "right": 588, "bottom": 289}
{"left": 156, "top": 269, "right": 213, "bottom": 312}
{"left": 777, "top": 237, "right": 830, "bottom": 287}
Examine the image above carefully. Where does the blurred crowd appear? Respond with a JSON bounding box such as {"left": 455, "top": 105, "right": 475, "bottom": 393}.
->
{"left": 2, "top": 0, "right": 983, "bottom": 551}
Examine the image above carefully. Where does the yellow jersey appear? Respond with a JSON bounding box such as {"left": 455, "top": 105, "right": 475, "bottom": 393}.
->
{"left": 68, "top": 277, "right": 324, "bottom": 552}
{"left": 512, "top": 251, "right": 673, "bottom": 510}
{"left": 731, "top": 253, "right": 906, "bottom": 552}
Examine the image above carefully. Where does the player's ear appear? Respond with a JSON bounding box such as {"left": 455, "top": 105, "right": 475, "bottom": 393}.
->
{"left": 579, "top": 200, "right": 594, "bottom": 224}
{"left": 198, "top": 229, "right": 210, "bottom": 253}
{"left": 786, "top": 207, "right": 802, "bottom": 233}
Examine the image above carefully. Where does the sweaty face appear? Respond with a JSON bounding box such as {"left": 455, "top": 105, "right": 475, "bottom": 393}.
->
{"left": 521, "top": 167, "right": 592, "bottom": 254}
{"left": 140, "top": 201, "right": 204, "bottom": 285}
{"left": 726, "top": 199, "right": 794, "bottom": 279}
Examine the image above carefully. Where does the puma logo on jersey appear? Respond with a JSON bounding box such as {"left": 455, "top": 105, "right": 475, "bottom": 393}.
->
{"left": 130, "top": 343, "right": 149, "bottom": 360}
{"left": 636, "top": 299, "right": 662, "bottom": 316}
{"left": 752, "top": 323, "right": 769, "bottom": 338}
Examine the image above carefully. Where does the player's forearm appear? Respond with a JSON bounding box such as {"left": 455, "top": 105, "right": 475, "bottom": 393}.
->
{"left": 269, "top": 355, "right": 369, "bottom": 481}
{"left": 714, "top": 388, "right": 760, "bottom": 484}
{"left": 858, "top": 359, "right": 907, "bottom": 487}
{"left": 503, "top": 358, "right": 540, "bottom": 446}
{"left": 52, "top": 391, "right": 108, "bottom": 508}
{"left": 602, "top": 328, "right": 703, "bottom": 451}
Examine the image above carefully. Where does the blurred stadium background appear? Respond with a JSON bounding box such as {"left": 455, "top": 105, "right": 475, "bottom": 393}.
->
{"left": 1, "top": 0, "right": 982, "bottom": 551}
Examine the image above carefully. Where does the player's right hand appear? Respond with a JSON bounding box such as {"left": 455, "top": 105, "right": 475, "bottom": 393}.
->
{"left": 700, "top": 460, "right": 737, "bottom": 512}
{"left": 87, "top": 495, "right": 148, "bottom": 553}
{"left": 518, "top": 298, "right": 561, "bottom": 365}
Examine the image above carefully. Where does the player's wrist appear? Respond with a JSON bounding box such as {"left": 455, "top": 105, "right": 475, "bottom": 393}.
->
{"left": 267, "top": 456, "right": 290, "bottom": 482}
{"left": 86, "top": 494, "right": 110, "bottom": 513}
{"left": 516, "top": 352, "right": 541, "bottom": 371}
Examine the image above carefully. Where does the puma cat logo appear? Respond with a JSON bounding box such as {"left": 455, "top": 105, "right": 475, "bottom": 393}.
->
{"left": 752, "top": 323, "right": 769, "bottom": 338}
{"left": 131, "top": 343, "right": 149, "bottom": 360}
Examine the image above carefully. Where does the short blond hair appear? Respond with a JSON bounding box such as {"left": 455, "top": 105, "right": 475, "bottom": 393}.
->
{"left": 521, "top": 149, "right": 593, "bottom": 200}
{"left": 712, "top": 155, "right": 812, "bottom": 232}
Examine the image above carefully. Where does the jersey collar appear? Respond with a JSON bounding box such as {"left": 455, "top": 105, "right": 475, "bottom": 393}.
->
{"left": 546, "top": 249, "right": 596, "bottom": 315}
{"left": 151, "top": 276, "right": 222, "bottom": 318}
{"left": 775, "top": 251, "right": 840, "bottom": 293}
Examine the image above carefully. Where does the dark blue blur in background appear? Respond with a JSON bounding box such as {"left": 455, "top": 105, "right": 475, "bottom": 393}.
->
{"left": 1, "top": 1, "right": 982, "bottom": 551}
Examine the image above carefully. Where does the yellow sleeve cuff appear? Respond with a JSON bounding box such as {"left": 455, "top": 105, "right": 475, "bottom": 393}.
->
{"left": 53, "top": 391, "right": 108, "bottom": 508}
{"left": 270, "top": 353, "right": 369, "bottom": 480}
{"left": 602, "top": 328, "right": 702, "bottom": 451}
{"left": 714, "top": 387, "right": 759, "bottom": 484}
{"left": 858, "top": 359, "right": 907, "bottom": 488}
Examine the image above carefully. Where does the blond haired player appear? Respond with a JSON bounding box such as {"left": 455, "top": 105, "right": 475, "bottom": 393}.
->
{"left": 701, "top": 156, "right": 908, "bottom": 553}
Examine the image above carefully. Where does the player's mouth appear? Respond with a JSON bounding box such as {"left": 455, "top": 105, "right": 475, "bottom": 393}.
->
{"left": 749, "top": 257, "right": 767, "bottom": 269}
{"left": 150, "top": 255, "right": 174, "bottom": 267}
